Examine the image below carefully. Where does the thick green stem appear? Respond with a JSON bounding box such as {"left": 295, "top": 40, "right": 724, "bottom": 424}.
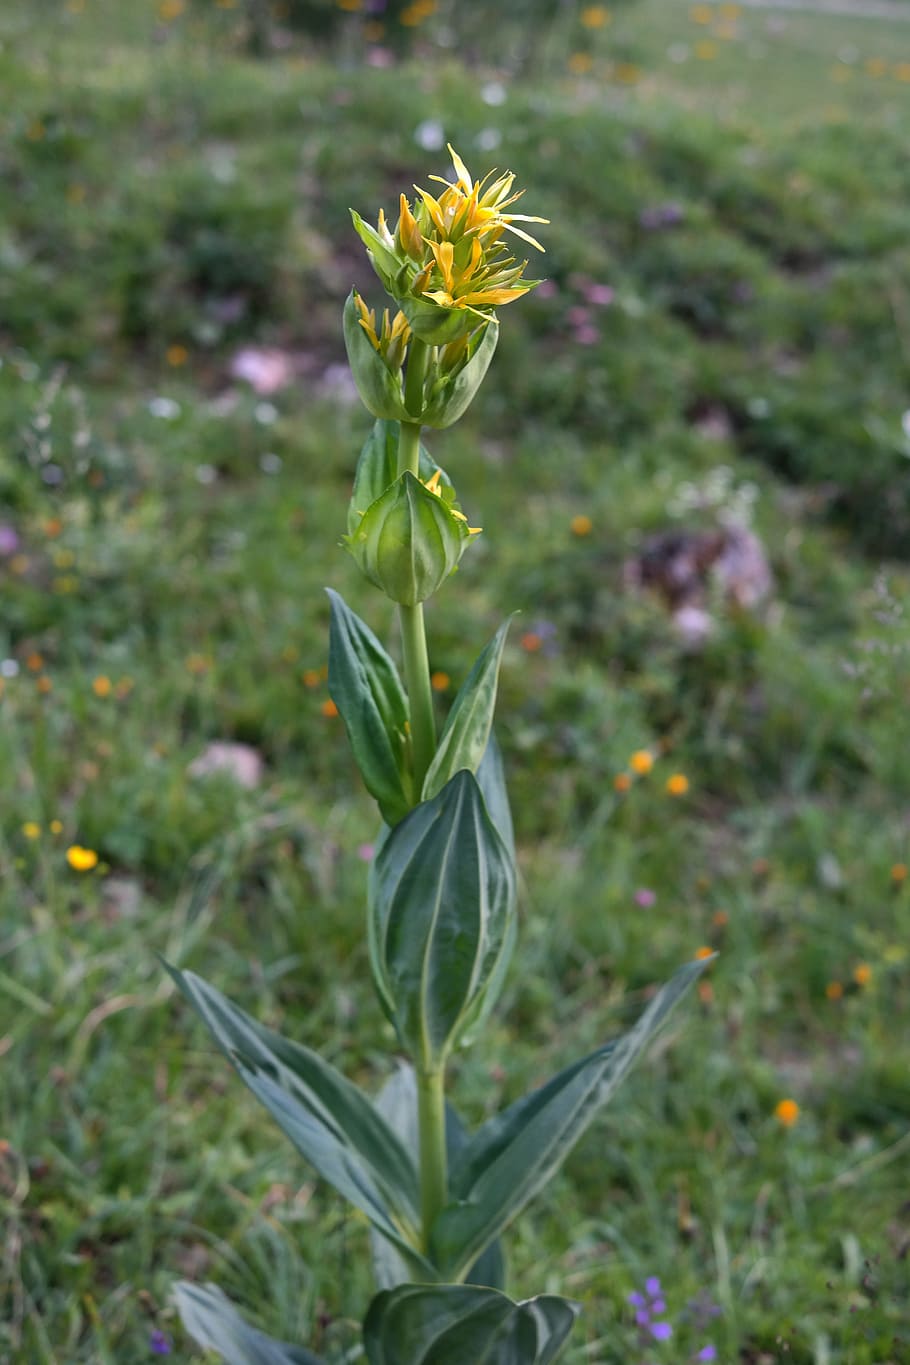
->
{"left": 416, "top": 1065, "right": 448, "bottom": 1248}
{"left": 397, "top": 337, "right": 437, "bottom": 793}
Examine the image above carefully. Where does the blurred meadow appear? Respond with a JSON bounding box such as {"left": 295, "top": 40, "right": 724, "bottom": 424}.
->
{"left": 2, "top": 0, "right": 910, "bottom": 1360}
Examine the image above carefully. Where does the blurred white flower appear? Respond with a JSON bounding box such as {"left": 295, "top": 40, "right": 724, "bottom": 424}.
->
{"left": 414, "top": 118, "right": 445, "bottom": 151}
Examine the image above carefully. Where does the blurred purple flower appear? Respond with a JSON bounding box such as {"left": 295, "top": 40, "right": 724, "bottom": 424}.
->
{"left": 357, "top": 843, "right": 375, "bottom": 862}
{"left": 150, "top": 1330, "right": 171, "bottom": 1355}
{"left": 0, "top": 525, "right": 20, "bottom": 556}
{"left": 639, "top": 202, "right": 685, "bottom": 231}
{"left": 629, "top": 1276, "right": 673, "bottom": 1344}
{"left": 535, "top": 279, "right": 558, "bottom": 299}
{"left": 696, "top": 1347, "right": 717, "bottom": 1362}
{"left": 584, "top": 283, "right": 615, "bottom": 306}
{"left": 634, "top": 888, "right": 657, "bottom": 907}
{"left": 573, "top": 325, "right": 600, "bottom": 346}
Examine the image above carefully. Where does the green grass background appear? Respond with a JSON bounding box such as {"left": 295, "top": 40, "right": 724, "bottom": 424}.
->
{"left": 1, "top": 1, "right": 909, "bottom": 1361}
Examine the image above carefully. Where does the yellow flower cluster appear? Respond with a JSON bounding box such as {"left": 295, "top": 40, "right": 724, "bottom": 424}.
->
{"left": 368, "top": 146, "right": 547, "bottom": 321}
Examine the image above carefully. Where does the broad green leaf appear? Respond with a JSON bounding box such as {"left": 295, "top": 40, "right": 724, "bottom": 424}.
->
{"left": 423, "top": 620, "right": 512, "bottom": 802}
{"left": 166, "top": 965, "right": 434, "bottom": 1279}
{"left": 430, "top": 959, "right": 709, "bottom": 1280}
{"left": 173, "top": 1282, "right": 324, "bottom": 1365}
{"left": 327, "top": 589, "right": 412, "bottom": 826}
{"left": 370, "top": 1066, "right": 505, "bottom": 1292}
{"left": 420, "top": 319, "right": 500, "bottom": 428}
{"left": 343, "top": 290, "right": 411, "bottom": 422}
{"left": 476, "top": 729, "right": 515, "bottom": 863}
{"left": 347, "top": 421, "right": 454, "bottom": 540}
{"left": 368, "top": 770, "right": 517, "bottom": 1070}
{"left": 346, "top": 471, "right": 474, "bottom": 606}
{"left": 362, "top": 1283, "right": 578, "bottom": 1365}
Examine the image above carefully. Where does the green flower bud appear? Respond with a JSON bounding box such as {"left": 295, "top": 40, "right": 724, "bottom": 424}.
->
{"left": 343, "top": 290, "right": 411, "bottom": 422}
{"left": 345, "top": 470, "right": 478, "bottom": 606}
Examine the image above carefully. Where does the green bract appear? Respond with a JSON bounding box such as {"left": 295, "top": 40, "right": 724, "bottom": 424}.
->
{"left": 367, "top": 770, "right": 517, "bottom": 1070}
{"left": 345, "top": 470, "right": 477, "bottom": 606}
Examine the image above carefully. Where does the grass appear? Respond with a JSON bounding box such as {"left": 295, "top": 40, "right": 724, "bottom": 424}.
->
{"left": 1, "top": 1, "right": 909, "bottom": 1361}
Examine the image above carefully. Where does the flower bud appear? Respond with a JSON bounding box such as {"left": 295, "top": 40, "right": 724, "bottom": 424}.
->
{"left": 345, "top": 470, "right": 478, "bottom": 606}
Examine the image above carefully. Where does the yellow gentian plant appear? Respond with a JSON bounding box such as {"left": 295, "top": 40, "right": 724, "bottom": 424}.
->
{"left": 169, "top": 147, "right": 707, "bottom": 1364}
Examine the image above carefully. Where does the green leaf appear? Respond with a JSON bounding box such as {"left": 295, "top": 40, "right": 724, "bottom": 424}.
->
{"left": 173, "top": 1282, "right": 324, "bottom": 1365}
{"left": 346, "top": 471, "right": 474, "bottom": 606}
{"left": 420, "top": 319, "right": 500, "bottom": 429}
{"left": 327, "top": 589, "right": 412, "bottom": 826}
{"left": 343, "top": 290, "right": 411, "bottom": 422}
{"left": 370, "top": 1066, "right": 505, "bottom": 1292}
{"left": 347, "top": 421, "right": 455, "bottom": 540}
{"left": 165, "top": 965, "right": 434, "bottom": 1279}
{"left": 476, "top": 729, "right": 515, "bottom": 863}
{"left": 368, "top": 770, "right": 517, "bottom": 1070}
{"left": 430, "top": 959, "right": 709, "bottom": 1280}
{"left": 423, "top": 620, "right": 512, "bottom": 802}
{"left": 362, "top": 1283, "right": 578, "bottom": 1365}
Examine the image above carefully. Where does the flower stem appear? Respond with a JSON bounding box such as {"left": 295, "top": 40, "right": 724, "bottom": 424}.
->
{"left": 398, "top": 337, "right": 437, "bottom": 794}
{"left": 416, "top": 1064, "right": 448, "bottom": 1248}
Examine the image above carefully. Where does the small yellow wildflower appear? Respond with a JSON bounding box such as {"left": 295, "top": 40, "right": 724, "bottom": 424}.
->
{"left": 694, "top": 945, "right": 714, "bottom": 961}
{"left": 36, "top": 676, "right": 53, "bottom": 695}
{"left": 690, "top": 3, "right": 713, "bottom": 23}
{"left": 26, "top": 653, "right": 44, "bottom": 673}
{"left": 22, "top": 822, "right": 41, "bottom": 840}
{"left": 895, "top": 62, "right": 910, "bottom": 82}
{"left": 570, "top": 514, "right": 593, "bottom": 537}
{"left": 666, "top": 773, "right": 689, "bottom": 796}
{"left": 166, "top": 344, "right": 188, "bottom": 367}
{"left": 567, "top": 52, "right": 594, "bottom": 75}
{"left": 695, "top": 40, "right": 718, "bottom": 60}
{"left": 185, "top": 654, "right": 211, "bottom": 675}
{"left": 630, "top": 750, "right": 653, "bottom": 776}
{"left": 431, "top": 671, "right": 450, "bottom": 692}
{"left": 158, "top": 0, "right": 184, "bottom": 19}
{"left": 67, "top": 845, "right": 98, "bottom": 872}
{"left": 614, "top": 773, "right": 632, "bottom": 793}
{"left": 718, "top": 1, "right": 741, "bottom": 15}
{"left": 92, "top": 675, "right": 112, "bottom": 698}
{"left": 615, "top": 63, "right": 642, "bottom": 84}
{"left": 302, "top": 669, "right": 321, "bottom": 689}
{"left": 321, "top": 699, "right": 339, "bottom": 718}
{"left": 580, "top": 5, "right": 610, "bottom": 28}
{"left": 50, "top": 820, "right": 63, "bottom": 835}
{"left": 864, "top": 57, "right": 887, "bottom": 76}
{"left": 775, "top": 1098, "right": 799, "bottom": 1128}
{"left": 853, "top": 962, "right": 872, "bottom": 987}
{"left": 826, "top": 981, "right": 843, "bottom": 1001}
{"left": 891, "top": 862, "right": 907, "bottom": 884}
